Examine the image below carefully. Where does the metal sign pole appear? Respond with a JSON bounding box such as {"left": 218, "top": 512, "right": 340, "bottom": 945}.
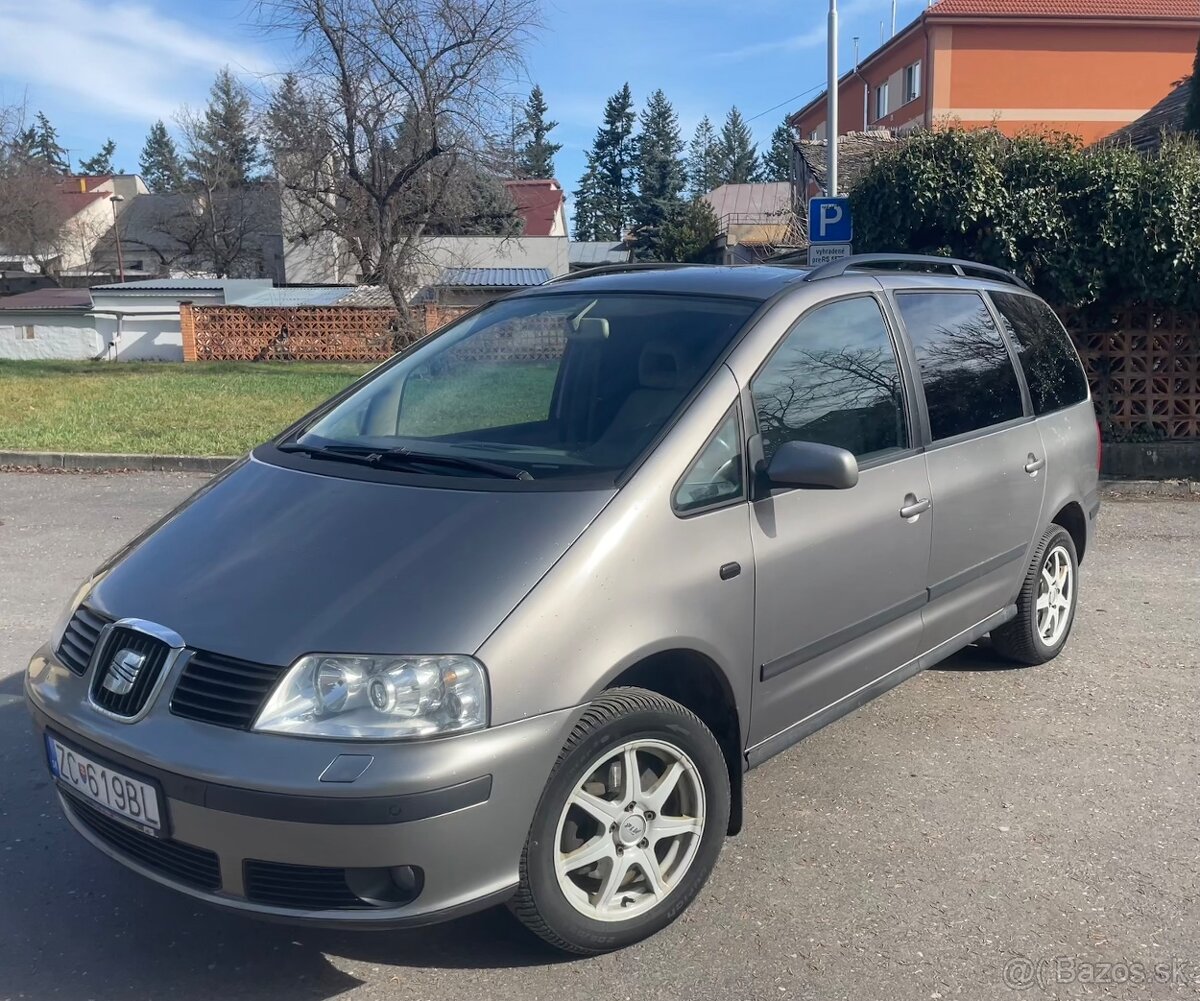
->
{"left": 827, "top": 0, "right": 839, "bottom": 197}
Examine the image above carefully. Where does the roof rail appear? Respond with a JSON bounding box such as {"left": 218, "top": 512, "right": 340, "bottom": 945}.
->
{"left": 803, "top": 253, "right": 1031, "bottom": 291}
{"left": 542, "top": 263, "right": 706, "bottom": 284}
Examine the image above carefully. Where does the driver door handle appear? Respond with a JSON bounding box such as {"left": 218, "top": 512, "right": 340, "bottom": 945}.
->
{"left": 1025, "top": 454, "right": 1046, "bottom": 474}
{"left": 899, "top": 495, "right": 931, "bottom": 519}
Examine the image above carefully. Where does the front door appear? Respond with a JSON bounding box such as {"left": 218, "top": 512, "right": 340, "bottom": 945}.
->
{"left": 746, "top": 295, "right": 932, "bottom": 749}
{"left": 891, "top": 290, "right": 1047, "bottom": 648}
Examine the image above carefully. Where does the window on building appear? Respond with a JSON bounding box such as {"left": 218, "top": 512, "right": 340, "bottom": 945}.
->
{"left": 904, "top": 61, "right": 922, "bottom": 104}
{"left": 875, "top": 82, "right": 890, "bottom": 121}
{"left": 22, "top": 325, "right": 36, "bottom": 340}
{"left": 752, "top": 297, "right": 908, "bottom": 463}
{"left": 809, "top": 129, "right": 819, "bottom": 141}
{"left": 896, "top": 292, "right": 1025, "bottom": 441}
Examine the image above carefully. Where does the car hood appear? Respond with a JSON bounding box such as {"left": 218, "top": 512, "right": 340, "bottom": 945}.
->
{"left": 89, "top": 457, "right": 613, "bottom": 667}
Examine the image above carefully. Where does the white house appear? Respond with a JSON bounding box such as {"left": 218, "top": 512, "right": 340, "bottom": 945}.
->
{"left": 0, "top": 288, "right": 101, "bottom": 360}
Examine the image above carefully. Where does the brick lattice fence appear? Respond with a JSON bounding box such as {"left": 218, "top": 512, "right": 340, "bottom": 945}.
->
{"left": 1062, "top": 306, "right": 1200, "bottom": 439}
{"left": 181, "top": 303, "right": 476, "bottom": 362}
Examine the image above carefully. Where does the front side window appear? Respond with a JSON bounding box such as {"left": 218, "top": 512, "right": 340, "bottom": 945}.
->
{"left": 751, "top": 296, "right": 908, "bottom": 463}
{"left": 297, "top": 293, "right": 757, "bottom": 483}
{"left": 675, "top": 411, "right": 743, "bottom": 514}
{"left": 896, "top": 291, "right": 1025, "bottom": 441}
{"left": 990, "top": 292, "right": 1089, "bottom": 414}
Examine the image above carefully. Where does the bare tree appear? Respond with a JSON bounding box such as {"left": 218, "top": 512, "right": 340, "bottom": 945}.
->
{"left": 258, "top": 0, "right": 540, "bottom": 317}
{"left": 0, "top": 102, "right": 76, "bottom": 281}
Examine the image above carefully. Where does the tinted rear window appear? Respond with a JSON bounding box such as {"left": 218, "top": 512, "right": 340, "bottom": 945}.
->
{"left": 990, "top": 292, "right": 1089, "bottom": 414}
{"left": 896, "top": 291, "right": 1025, "bottom": 441}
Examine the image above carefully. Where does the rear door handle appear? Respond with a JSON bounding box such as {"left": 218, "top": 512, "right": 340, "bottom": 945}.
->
{"left": 899, "top": 496, "right": 931, "bottom": 519}
{"left": 1025, "top": 455, "right": 1046, "bottom": 474}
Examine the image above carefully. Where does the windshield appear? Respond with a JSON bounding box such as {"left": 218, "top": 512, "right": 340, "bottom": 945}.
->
{"left": 295, "top": 293, "right": 757, "bottom": 482}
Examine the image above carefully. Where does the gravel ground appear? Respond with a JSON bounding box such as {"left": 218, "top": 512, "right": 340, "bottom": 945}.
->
{"left": 1, "top": 471, "right": 1197, "bottom": 1001}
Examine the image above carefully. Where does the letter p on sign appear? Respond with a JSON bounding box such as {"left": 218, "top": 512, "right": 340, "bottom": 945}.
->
{"left": 808, "top": 197, "right": 853, "bottom": 244}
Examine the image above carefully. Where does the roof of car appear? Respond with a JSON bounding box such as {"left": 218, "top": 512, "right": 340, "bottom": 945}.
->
{"left": 521, "top": 265, "right": 814, "bottom": 301}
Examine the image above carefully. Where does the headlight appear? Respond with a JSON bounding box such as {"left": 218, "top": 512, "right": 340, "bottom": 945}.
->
{"left": 253, "top": 654, "right": 488, "bottom": 739}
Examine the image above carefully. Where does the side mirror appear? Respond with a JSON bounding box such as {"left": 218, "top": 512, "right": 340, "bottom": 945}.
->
{"left": 765, "top": 440, "right": 859, "bottom": 490}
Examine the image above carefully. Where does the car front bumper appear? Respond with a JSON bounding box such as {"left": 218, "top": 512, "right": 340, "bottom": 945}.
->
{"left": 26, "top": 642, "right": 578, "bottom": 928}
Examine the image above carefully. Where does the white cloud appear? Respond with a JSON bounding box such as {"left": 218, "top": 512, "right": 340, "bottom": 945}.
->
{"left": 0, "top": 0, "right": 275, "bottom": 122}
{"left": 713, "top": 0, "right": 926, "bottom": 62}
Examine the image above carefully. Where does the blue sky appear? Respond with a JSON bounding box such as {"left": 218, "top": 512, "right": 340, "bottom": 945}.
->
{"left": 0, "top": 0, "right": 929, "bottom": 206}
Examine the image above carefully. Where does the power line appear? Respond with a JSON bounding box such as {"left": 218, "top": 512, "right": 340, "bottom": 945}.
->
{"left": 746, "top": 82, "right": 826, "bottom": 124}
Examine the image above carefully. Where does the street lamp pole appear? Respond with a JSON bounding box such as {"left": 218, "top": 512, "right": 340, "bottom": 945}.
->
{"left": 109, "top": 194, "right": 126, "bottom": 283}
{"left": 827, "top": 0, "right": 839, "bottom": 197}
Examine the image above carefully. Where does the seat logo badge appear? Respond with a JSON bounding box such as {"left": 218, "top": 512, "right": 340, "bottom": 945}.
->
{"left": 101, "top": 648, "right": 146, "bottom": 696}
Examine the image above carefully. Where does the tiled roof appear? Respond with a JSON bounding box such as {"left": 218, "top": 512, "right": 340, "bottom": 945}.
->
{"left": 232, "top": 286, "right": 354, "bottom": 307}
{"left": 503, "top": 180, "right": 564, "bottom": 237}
{"left": 0, "top": 288, "right": 92, "bottom": 311}
{"left": 701, "top": 182, "right": 794, "bottom": 223}
{"left": 794, "top": 132, "right": 900, "bottom": 191}
{"left": 435, "top": 267, "right": 551, "bottom": 287}
{"left": 334, "top": 285, "right": 395, "bottom": 307}
{"left": 930, "top": 0, "right": 1200, "bottom": 17}
{"left": 1102, "top": 79, "right": 1193, "bottom": 152}
{"left": 569, "top": 241, "right": 633, "bottom": 266}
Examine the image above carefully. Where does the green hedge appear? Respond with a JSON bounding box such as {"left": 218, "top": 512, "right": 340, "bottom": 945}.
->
{"left": 850, "top": 128, "right": 1200, "bottom": 311}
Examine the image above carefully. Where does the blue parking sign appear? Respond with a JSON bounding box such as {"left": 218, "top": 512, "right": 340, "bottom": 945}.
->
{"left": 808, "top": 197, "right": 853, "bottom": 244}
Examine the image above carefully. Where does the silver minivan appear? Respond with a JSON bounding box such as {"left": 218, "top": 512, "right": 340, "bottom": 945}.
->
{"left": 26, "top": 256, "right": 1100, "bottom": 954}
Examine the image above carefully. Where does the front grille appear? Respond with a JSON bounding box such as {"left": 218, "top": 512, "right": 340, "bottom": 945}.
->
{"left": 89, "top": 627, "right": 172, "bottom": 718}
{"left": 244, "top": 860, "right": 366, "bottom": 910}
{"left": 170, "top": 650, "right": 286, "bottom": 730}
{"left": 65, "top": 795, "right": 221, "bottom": 891}
{"left": 57, "top": 606, "right": 111, "bottom": 675}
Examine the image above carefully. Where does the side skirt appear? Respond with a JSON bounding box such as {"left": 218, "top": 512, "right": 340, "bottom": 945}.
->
{"left": 744, "top": 604, "right": 1017, "bottom": 770}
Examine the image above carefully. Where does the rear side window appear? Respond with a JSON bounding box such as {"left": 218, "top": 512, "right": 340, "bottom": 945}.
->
{"left": 896, "top": 292, "right": 1024, "bottom": 441}
{"left": 990, "top": 292, "right": 1089, "bottom": 414}
{"left": 751, "top": 296, "right": 908, "bottom": 462}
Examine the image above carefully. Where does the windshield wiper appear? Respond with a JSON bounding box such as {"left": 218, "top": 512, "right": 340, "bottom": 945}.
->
{"left": 279, "top": 442, "right": 533, "bottom": 480}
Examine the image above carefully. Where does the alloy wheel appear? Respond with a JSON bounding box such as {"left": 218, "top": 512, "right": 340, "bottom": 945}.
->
{"left": 553, "top": 738, "right": 706, "bottom": 921}
{"left": 1036, "top": 544, "right": 1073, "bottom": 646}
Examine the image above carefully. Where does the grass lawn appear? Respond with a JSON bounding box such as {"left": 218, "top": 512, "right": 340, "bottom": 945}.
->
{"left": 0, "top": 360, "right": 372, "bottom": 455}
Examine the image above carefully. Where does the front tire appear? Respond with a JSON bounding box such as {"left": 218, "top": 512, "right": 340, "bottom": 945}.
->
{"left": 992, "top": 524, "right": 1079, "bottom": 665}
{"left": 509, "top": 687, "right": 730, "bottom": 954}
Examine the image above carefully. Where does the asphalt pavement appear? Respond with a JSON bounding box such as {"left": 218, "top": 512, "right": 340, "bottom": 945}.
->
{"left": 1, "top": 470, "right": 1198, "bottom": 1001}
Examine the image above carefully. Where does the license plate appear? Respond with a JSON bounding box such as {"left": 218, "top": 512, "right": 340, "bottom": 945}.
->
{"left": 45, "top": 733, "right": 164, "bottom": 837}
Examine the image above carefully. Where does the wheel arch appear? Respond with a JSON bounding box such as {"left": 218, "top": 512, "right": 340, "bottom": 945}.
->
{"left": 1051, "top": 500, "right": 1087, "bottom": 563}
{"left": 604, "top": 649, "right": 744, "bottom": 836}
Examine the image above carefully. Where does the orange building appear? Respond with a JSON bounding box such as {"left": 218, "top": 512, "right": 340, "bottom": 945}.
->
{"left": 790, "top": 0, "right": 1200, "bottom": 147}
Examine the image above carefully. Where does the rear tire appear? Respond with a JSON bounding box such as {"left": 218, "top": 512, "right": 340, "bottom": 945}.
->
{"left": 991, "top": 525, "right": 1079, "bottom": 665}
{"left": 509, "top": 687, "right": 730, "bottom": 955}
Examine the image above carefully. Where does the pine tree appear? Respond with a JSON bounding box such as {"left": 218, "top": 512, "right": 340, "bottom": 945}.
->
{"left": 139, "top": 121, "right": 186, "bottom": 193}
{"left": 28, "top": 112, "right": 69, "bottom": 173}
{"left": 686, "top": 116, "right": 721, "bottom": 198}
{"left": 717, "top": 106, "right": 761, "bottom": 185}
{"left": 186, "top": 67, "right": 261, "bottom": 186}
{"left": 762, "top": 118, "right": 794, "bottom": 182}
{"left": 78, "top": 139, "right": 117, "bottom": 175}
{"left": 572, "top": 157, "right": 601, "bottom": 241}
{"left": 659, "top": 197, "right": 720, "bottom": 263}
{"left": 265, "top": 72, "right": 316, "bottom": 166}
{"left": 585, "top": 83, "right": 637, "bottom": 241}
{"left": 631, "top": 89, "right": 686, "bottom": 260}
{"left": 516, "top": 84, "right": 562, "bottom": 178}
{"left": 1184, "top": 36, "right": 1200, "bottom": 136}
